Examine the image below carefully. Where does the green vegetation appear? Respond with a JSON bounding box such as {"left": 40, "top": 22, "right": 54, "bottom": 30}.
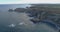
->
{"left": 8, "top": 4, "right": 60, "bottom": 25}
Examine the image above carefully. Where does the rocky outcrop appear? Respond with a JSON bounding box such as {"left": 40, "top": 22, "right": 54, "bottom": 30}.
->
{"left": 8, "top": 9, "right": 14, "bottom": 12}
{"left": 14, "top": 8, "right": 26, "bottom": 12}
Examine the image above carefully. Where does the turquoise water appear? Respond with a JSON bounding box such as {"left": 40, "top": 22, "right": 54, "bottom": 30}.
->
{"left": 0, "top": 11, "right": 58, "bottom": 32}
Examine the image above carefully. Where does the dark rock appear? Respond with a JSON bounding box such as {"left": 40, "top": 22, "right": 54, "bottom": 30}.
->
{"left": 8, "top": 9, "right": 13, "bottom": 12}
{"left": 30, "top": 19, "right": 40, "bottom": 24}
{"left": 14, "top": 8, "right": 26, "bottom": 12}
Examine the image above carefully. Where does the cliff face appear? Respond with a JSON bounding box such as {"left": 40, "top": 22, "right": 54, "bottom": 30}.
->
{"left": 8, "top": 4, "right": 60, "bottom": 14}
{"left": 8, "top": 4, "right": 60, "bottom": 24}
{"left": 14, "top": 8, "right": 26, "bottom": 12}
{"left": 26, "top": 4, "right": 60, "bottom": 25}
{"left": 7, "top": 4, "right": 60, "bottom": 32}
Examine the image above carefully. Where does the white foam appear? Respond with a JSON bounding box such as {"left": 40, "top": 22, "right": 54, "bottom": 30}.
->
{"left": 8, "top": 24, "right": 16, "bottom": 27}
{"left": 19, "top": 22, "right": 25, "bottom": 25}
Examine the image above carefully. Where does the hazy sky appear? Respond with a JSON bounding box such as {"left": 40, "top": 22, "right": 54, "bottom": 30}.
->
{"left": 0, "top": 0, "right": 60, "bottom": 4}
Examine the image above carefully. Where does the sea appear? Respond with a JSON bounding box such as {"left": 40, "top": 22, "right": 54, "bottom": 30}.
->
{"left": 0, "top": 4, "right": 59, "bottom": 32}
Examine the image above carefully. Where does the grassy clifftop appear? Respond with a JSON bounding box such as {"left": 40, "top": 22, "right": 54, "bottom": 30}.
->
{"left": 29, "top": 4, "right": 60, "bottom": 14}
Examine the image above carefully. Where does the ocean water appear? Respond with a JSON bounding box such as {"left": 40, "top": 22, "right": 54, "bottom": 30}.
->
{"left": 0, "top": 4, "right": 59, "bottom": 32}
{"left": 0, "top": 11, "right": 58, "bottom": 32}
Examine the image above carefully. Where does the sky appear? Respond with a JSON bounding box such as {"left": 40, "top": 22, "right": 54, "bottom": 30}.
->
{"left": 0, "top": 0, "right": 60, "bottom": 4}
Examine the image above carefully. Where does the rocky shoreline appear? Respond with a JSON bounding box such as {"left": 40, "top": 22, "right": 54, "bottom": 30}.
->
{"left": 8, "top": 4, "right": 60, "bottom": 32}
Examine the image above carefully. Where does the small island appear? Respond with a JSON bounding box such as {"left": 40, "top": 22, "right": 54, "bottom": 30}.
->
{"left": 8, "top": 9, "right": 14, "bottom": 12}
